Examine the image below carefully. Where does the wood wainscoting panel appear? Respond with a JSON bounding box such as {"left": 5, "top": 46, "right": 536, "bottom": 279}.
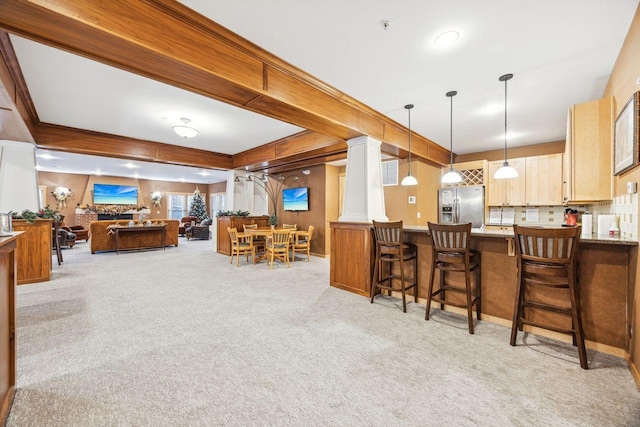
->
{"left": 330, "top": 222, "right": 374, "bottom": 297}
{"left": 11, "top": 219, "right": 52, "bottom": 285}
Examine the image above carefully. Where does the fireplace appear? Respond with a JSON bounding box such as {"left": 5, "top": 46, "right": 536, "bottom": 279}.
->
{"left": 98, "top": 214, "right": 134, "bottom": 220}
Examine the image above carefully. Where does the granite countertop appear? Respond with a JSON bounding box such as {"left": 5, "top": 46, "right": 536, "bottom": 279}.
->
{"left": 402, "top": 225, "right": 638, "bottom": 246}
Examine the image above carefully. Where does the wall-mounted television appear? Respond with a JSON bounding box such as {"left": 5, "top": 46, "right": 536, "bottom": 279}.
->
{"left": 93, "top": 184, "right": 139, "bottom": 205}
{"left": 283, "top": 187, "right": 309, "bottom": 211}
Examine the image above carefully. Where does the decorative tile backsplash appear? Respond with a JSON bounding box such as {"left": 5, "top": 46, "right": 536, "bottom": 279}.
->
{"left": 489, "top": 196, "right": 638, "bottom": 240}
{"left": 589, "top": 194, "right": 638, "bottom": 239}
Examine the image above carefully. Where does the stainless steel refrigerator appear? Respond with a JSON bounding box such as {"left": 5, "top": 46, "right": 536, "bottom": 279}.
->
{"left": 438, "top": 185, "right": 485, "bottom": 228}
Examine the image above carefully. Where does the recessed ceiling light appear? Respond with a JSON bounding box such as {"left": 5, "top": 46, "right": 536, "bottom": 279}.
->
{"left": 434, "top": 30, "right": 460, "bottom": 48}
{"left": 199, "top": 171, "right": 210, "bottom": 176}
{"left": 37, "top": 153, "right": 56, "bottom": 159}
{"left": 35, "top": 164, "right": 42, "bottom": 170}
{"left": 95, "top": 169, "right": 102, "bottom": 176}
{"left": 124, "top": 162, "right": 137, "bottom": 169}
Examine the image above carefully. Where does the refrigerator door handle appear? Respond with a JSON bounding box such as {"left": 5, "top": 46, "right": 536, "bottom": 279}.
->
{"left": 455, "top": 198, "right": 460, "bottom": 223}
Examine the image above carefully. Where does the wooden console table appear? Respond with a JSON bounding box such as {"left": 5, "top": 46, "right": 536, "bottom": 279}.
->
{"left": 113, "top": 225, "right": 166, "bottom": 254}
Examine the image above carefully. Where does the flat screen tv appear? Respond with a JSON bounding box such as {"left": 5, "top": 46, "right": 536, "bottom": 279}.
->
{"left": 93, "top": 184, "right": 139, "bottom": 205}
{"left": 282, "top": 187, "right": 309, "bottom": 211}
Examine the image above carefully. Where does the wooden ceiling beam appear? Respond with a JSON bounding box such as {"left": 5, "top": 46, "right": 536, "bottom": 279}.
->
{"left": 0, "top": 0, "right": 450, "bottom": 166}
{"left": 34, "top": 123, "right": 234, "bottom": 170}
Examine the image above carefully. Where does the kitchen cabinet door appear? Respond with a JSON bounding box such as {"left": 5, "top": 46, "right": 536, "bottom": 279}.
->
{"left": 565, "top": 97, "right": 613, "bottom": 203}
{"left": 526, "top": 153, "right": 563, "bottom": 205}
{"left": 487, "top": 158, "right": 526, "bottom": 206}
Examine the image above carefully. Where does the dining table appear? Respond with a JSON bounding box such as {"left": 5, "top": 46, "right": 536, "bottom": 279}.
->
{"left": 243, "top": 227, "right": 307, "bottom": 264}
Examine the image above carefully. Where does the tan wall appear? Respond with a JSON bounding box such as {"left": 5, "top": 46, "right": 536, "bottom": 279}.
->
{"left": 37, "top": 171, "right": 214, "bottom": 222}
{"left": 384, "top": 159, "right": 441, "bottom": 226}
{"left": 275, "top": 164, "right": 328, "bottom": 256}
{"left": 603, "top": 3, "right": 640, "bottom": 386}
{"left": 325, "top": 165, "right": 340, "bottom": 256}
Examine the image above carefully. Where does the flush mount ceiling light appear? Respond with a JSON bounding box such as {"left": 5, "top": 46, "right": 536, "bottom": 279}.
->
{"left": 172, "top": 118, "right": 199, "bottom": 139}
{"left": 494, "top": 73, "right": 519, "bottom": 179}
{"left": 401, "top": 104, "right": 418, "bottom": 186}
{"left": 441, "top": 91, "right": 463, "bottom": 184}
{"left": 434, "top": 30, "right": 460, "bottom": 47}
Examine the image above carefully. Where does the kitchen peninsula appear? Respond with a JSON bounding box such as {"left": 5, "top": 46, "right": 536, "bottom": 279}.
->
{"left": 330, "top": 222, "right": 636, "bottom": 352}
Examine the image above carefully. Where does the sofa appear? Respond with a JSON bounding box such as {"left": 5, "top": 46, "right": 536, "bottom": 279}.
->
{"left": 89, "top": 219, "right": 179, "bottom": 254}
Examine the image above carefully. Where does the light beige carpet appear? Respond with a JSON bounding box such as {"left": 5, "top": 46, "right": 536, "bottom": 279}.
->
{"left": 7, "top": 239, "right": 640, "bottom": 426}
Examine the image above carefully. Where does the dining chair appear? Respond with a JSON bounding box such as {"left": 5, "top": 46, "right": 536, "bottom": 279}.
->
{"left": 291, "top": 225, "right": 314, "bottom": 261}
{"left": 228, "top": 227, "right": 254, "bottom": 267}
{"left": 266, "top": 229, "right": 292, "bottom": 269}
{"left": 243, "top": 223, "right": 265, "bottom": 253}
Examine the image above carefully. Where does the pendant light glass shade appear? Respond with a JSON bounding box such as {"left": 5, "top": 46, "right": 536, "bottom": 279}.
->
{"left": 494, "top": 73, "right": 518, "bottom": 179}
{"left": 441, "top": 91, "right": 462, "bottom": 184}
{"left": 442, "top": 168, "right": 463, "bottom": 184}
{"left": 401, "top": 104, "right": 418, "bottom": 186}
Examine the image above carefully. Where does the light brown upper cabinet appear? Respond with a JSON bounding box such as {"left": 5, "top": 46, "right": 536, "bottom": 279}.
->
{"left": 487, "top": 158, "right": 526, "bottom": 206}
{"left": 564, "top": 97, "right": 613, "bottom": 203}
{"left": 526, "top": 153, "right": 563, "bottom": 205}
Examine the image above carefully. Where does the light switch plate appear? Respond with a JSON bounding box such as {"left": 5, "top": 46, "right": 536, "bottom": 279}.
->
{"left": 408, "top": 196, "right": 416, "bottom": 204}
{"left": 627, "top": 182, "right": 637, "bottom": 194}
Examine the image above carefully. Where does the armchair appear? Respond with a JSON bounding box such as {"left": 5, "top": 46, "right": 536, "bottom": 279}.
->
{"left": 179, "top": 216, "right": 199, "bottom": 236}
{"left": 57, "top": 227, "right": 77, "bottom": 248}
{"left": 61, "top": 224, "right": 89, "bottom": 242}
{"left": 186, "top": 218, "right": 212, "bottom": 240}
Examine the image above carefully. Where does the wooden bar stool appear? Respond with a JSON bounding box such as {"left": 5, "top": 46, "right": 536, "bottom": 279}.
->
{"left": 426, "top": 222, "right": 481, "bottom": 334}
{"left": 511, "top": 225, "right": 587, "bottom": 369}
{"left": 370, "top": 220, "right": 418, "bottom": 313}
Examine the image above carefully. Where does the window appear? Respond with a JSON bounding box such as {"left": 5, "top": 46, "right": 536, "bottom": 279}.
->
{"left": 167, "top": 193, "right": 194, "bottom": 220}
{"left": 210, "top": 192, "right": 226, "bottom": 217}
{"left": 382, "top": 160, "right": 398, "bottom": 186}
{"left": 38, "top": 185, "right": 47, "bottom": 210}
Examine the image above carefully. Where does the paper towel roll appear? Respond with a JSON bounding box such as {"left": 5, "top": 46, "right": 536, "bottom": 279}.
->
{"left": 581, "top": 214, "right": 592, "bottom": 237}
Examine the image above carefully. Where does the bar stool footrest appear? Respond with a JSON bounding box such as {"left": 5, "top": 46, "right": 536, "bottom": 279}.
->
{"left": 518, "top": 318, "right": 576, "bottom": 336}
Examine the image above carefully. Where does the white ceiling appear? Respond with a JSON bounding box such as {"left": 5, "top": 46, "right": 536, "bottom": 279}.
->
{"left": 10, "top": 0, "right": 639, "bottom": 182}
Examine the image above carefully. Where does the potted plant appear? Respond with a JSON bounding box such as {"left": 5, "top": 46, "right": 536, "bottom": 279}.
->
{"left": 268, "top": 213, "right": 277, "bottom": 229}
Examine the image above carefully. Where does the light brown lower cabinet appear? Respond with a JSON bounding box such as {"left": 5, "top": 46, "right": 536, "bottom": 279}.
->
{"left": 0, "top": 234, "right": 19, "bottom": 424}
{"left": 11, "top": 219, "right": 52, "bottom": 285}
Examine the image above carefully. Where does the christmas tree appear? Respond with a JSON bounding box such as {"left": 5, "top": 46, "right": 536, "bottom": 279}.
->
{"left": 188, "top": 187, "right": 208, "bottom": 221}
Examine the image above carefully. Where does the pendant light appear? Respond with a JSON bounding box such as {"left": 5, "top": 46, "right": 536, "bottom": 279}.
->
{"left": 441, "top": 91, "right": 463, "bottom": 184}
{"left": 493, "top": 73, "right": 518, "bottom": 179}
{"left": 401, "top": 104, "right": 418, "bottom": 186}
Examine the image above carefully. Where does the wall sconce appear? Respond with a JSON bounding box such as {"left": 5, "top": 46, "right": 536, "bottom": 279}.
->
{"left": 151, "top": 191, "right": 162, "bottom": 208}
{"left": 51, "top": 186, "right": 71, "bottom": 209}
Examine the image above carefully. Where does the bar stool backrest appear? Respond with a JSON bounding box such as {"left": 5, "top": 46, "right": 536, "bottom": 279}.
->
{"left": 427, "top": 222, "right": 472, "bottom": 254}
{"left": 372, "top": 220, "right": 404, "bottom": 249}
{"left": 513, "top": 225, "right": 580, "bottom": 266}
